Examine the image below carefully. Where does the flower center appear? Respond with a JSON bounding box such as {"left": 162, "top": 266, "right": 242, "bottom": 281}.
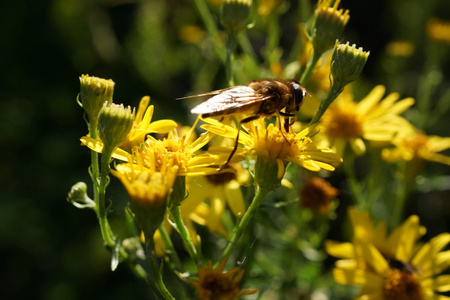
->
{"left": 206, "top": 166, "right": 238, "bottom": 185}
{"left": 202, "top": 273, "right": 237, "bottom": 298}
{"left": 253, "top": 123, "right": 301, "bottom": 160}
{"left": 143, "top": 137, "right": 192, "bottom": 172}
{"left": 300, "top": 177, "right": 338, "bottom": 214}
{"left": 324, "top": 106, "right": 363, "bottom": 139}
{"left": 383, "top": 268, "right": 423, "bottom": 300}
{"left": 404, "top": 132, "right": 429, "bottom": 155}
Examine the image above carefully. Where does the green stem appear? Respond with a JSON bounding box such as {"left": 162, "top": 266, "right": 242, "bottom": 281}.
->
{"left": 88, "top": 121, "right": 116, "bottom": 247}
{"left": 237, "top": 31, "right": 259, "bottom": 69}
{"left": 392, "top": 162, "right": 408, "bottom": 228}
{"left": 98, "top": 148, "right": 117, "bottom": 247}
{"left": 300, "top": 50, "right": 321, "bottom": 85}
{"left": 146, "top": 238, "right": 175, "bottom": 300}
{"left": 221, "top": 186, "right": 270, "bottom": 260}
{"left": 343, "top": 156, "right": 366, "bottom": 209}
{"left": 159, "top": 223, "right": 182, "bottom": 270}
{"left": 169, "top": 205, "right": 199, "bottom": 263}
{"left": 193, "top": 0, "right": 226, "bottom": 63}
{"left": 226, "top": 33, "right": 236, "bottom": 87}
{"left": 309, "top": 81, "right": 345, "bottom": 125}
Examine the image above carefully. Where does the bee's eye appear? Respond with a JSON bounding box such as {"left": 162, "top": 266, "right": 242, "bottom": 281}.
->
{"left": 290, "top": 82, "right": 305, "bottom": 110}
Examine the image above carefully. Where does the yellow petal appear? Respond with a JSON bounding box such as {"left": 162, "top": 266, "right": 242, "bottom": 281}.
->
{"left": 422, "top": 275, "right": 450, "bottom": 292}
{"left": 325, "top": 241, "right": 356, "bottom": 259}
{"left": 332, "top": 267, "right": 383, "bottom": 286}
{"left": 394, "top": 215, "right": 423, "bottom": 261}
{"left": 354, "top": 240, "right": 389, "bottom": 276}
{"left": 357, "top": 85, "right": 386, "bottom": 115}
{"left": 224, "top": 180, "right": 245, "bottom": 218}
{"left": 147, "top": 119, "right": 178, "bottom": 134}
{"left": 412, "top": 233, "right": 450, "bottom": 273}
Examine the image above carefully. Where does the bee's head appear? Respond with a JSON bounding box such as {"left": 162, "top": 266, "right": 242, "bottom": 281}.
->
{"left": 288, "top": 81, "right": 307, "bottom": 113}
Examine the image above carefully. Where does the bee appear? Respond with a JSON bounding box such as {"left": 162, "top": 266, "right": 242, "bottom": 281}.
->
{"left": 386, "top": 258, "right": 417, "bottom": 275}
{"left": 181, "top": 79, "right": 307, "bottom": 167}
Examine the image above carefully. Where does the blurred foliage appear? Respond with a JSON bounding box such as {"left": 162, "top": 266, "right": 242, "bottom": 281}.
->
{"left": 1, "top": 0, "right": 450, "bottom": 299}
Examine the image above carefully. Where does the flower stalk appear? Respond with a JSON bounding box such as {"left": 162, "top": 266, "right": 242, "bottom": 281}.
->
{"left": 221, "top": 184, "right": 271, "bottom": 260}
{"left": 145, "top": 238, "right": 176, "bottom": 300}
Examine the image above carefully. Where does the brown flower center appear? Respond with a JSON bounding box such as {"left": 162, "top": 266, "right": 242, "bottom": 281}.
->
{"left": 383, "top": 268, "right": 423, "bottom": 300}
{"left": 201, "top": 273, "right": 237, "bottom": 298}
{"left": 300, "top": 177, "right": 338, "bottom": 214}
{"left": 324, "top": 106, "right": 363, "bottom": 139}
{"left": 206, "top": 165, "right": 238, "bottom": 185}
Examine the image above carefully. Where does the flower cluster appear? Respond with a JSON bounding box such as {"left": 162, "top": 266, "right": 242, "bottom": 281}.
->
{"left": 327, "top": 207, "right": 450, "bottom": 300}
{"left": 67, "top": 1, "right": 450, "bottom": 299}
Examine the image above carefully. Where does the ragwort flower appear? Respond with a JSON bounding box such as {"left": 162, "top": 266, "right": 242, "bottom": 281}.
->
{"left": 80, "top": 96, "right": 177, "bottom": 159}
{"left": 192, "top": 258, "right": 257, "bottom": 300}
{"left": 83, "top": 118, "right": 228, "bottom": 176}
{"left": 182, "top": 163, "right": 249, "bottom": 233}
{"left": 202, "top": 117, "right": 342, "bottom": 176}
{"left": 111, "top": 150, "right": 179, "bottom": 236}
{"left": 318, "top": 85, "right": 414, "bottom": 156}
{"left": 326, "top": 207, "right": 450, "bottom": 300}
{"left": 382, "top": 121, "right": 450, "bottom": 166}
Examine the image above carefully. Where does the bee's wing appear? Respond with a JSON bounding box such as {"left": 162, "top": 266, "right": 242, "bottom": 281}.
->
{"left": 190, "top": 86, "right": 265, "bottom": 116}
{"left": 176, "top": 88, "right": 229, "bottom": 100}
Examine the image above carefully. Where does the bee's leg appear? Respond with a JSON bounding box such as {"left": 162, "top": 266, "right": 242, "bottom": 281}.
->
{"left": 221, "top": 115, "right": 260, "bottom": 170}
{"left": 278, "top": 112, "right": 296, "bottom": 145}
{"left": 279, "top": 111, "right": 295, "bottom": 133}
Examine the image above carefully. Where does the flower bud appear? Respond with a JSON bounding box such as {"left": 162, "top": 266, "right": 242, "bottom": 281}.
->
{"left": 98, "top": 103, "right": 135, "bottom": 152}
{"left": 331, "top": 41, "right": 369, "bottom": 88}
{"left": 67, "top": 182, "right": 95, "bottom": 209}
{"left": 221, "top": 0, "right": 252, "bottom": 33}
{"left": 78, "top": 75, "right": 114, "bottom": 127}
{"left": 254, "top": 156, "right": 284, "bottom": 192}
{"left": 309, "top": 0, "right": 350, "bottom": 56}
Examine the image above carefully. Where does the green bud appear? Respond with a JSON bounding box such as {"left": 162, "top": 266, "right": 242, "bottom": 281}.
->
{"left": 98, "top": 103, "right": 135, "bottom": 152}
{"left": 308, "top": 0, "right": 350, "bottom": 56}
{"left": 254, "top": 156, "right": 283, "bottom": 192}
{"left": 331, "top": 41, "right": 370, "bottom": 88}
{"left": 78, "top": 75, "right": 115, "bottom": 127}
{"left": 67, "top": 182, "right": 95, "bottom": 209}
{"left": 221, "top": 0, "right": 252, "bottom": 33}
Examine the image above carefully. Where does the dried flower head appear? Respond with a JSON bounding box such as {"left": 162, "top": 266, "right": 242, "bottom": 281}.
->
{"left": 300, "top": 177, "right": 338, "bottom": 214}
{"left": 192, "top": 258, "right": 257, "bottom": 300}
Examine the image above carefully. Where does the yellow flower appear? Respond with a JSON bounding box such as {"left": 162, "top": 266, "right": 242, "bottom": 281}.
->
{"left": 382, "top": 121, "right": 450, "bottom": 166}
{"left": 192, "top": 258, "right": 257, "bottom": 300}
{"left": 80, "top": 96, "right": 177, "bottom": 158}
{"left": 82, "top": 119, "right": 228, "bottom": 176}
{"left": 202, "top": 117, "right": 342, "bottom": 177}
{"left": 139, "top": 126, "right": 230, "bottom": 176}
{"left": 120, "top": 96, "right": 177, "bottom": 152}
{"left": 111, "top": 150, "right": 179, "bottom": 235}
{"left": 326, "top": 208, "right": 450, "bottom": 300}
{"left": 111, "top": 152, "right": 178, "bottom": 208}
{"left": 427, "top": 18, "right": 450, "bottom": 43}
{"left": 182, "top": 163, "right": 249, "bottom": 233}
{"left": 385, "top": 41, "right": 415, "bottom": 57}
{"left": 318, "top": 85, "right": 415, "bottom": 156}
